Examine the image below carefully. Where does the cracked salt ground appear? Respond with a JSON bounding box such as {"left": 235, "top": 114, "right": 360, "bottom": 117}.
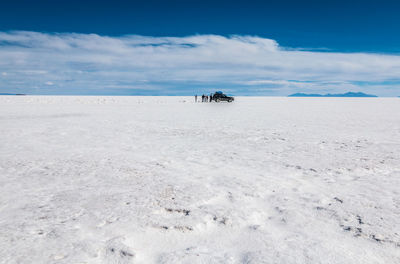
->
{"left": 0, "top": 96, "right": 400, "bottom": 263}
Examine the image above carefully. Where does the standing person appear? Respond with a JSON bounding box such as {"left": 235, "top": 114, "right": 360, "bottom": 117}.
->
{"left": 195, "top": 95, "right": 197, "bottom": 102}
{"left": 209, "top": 93, "right": 213, "bottom": 102}
{"left": 205, "top": 95, "right": 208, "bottom": 102}
{"left": 202, "top": 94, "right": 205, "bottom": 102}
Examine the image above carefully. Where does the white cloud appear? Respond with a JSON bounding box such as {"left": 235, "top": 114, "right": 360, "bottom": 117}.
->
{"left": 1, "top": 72, "right": 7, "bottom": 76}
{"left": 45, "top": 81, "right": 54, "bottom": 86}
{"left": 0, "top": 31, "right": 400, "bottom": 95}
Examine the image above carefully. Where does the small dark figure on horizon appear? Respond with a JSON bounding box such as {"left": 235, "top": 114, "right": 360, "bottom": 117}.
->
{"left": 195, "top": 95, "right": 197, "bottom": 102}
{"left": 210, "top": 93, "right": 213, "bottom": 102}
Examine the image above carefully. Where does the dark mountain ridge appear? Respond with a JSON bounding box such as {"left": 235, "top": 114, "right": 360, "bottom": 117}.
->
{"left": 289, "top": 92, "right": 378, "bottom": 97}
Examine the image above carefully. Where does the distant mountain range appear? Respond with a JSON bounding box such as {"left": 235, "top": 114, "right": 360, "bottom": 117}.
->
{"left": 288, "top": 92, "right": 378, "bottom": 97}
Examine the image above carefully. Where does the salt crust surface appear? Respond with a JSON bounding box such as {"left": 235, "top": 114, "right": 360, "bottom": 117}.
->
{"left": 0, "top": 96, "right": 399, "bottom": 263}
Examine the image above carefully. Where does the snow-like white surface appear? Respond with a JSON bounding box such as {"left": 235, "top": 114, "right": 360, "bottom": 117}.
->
{"left": 0, "top": 96, "right": 399, "bottom": 264}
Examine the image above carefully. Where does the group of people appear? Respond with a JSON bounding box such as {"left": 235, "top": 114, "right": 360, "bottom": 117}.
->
{"left": 195, "top": 94, "right": 214, "bottom": 102}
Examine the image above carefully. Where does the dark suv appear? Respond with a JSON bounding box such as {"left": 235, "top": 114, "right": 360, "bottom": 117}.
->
{"left": 213, "top": 92, "right": 234, "bottom": 102}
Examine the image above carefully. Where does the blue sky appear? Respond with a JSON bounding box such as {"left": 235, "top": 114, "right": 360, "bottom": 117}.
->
{"left": 1, "top": 0, "right": 400, "bottom": 96}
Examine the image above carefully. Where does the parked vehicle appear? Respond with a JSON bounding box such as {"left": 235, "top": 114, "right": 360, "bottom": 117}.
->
{"left": 213, "top": 91, "right": 234, "bottom": 102}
